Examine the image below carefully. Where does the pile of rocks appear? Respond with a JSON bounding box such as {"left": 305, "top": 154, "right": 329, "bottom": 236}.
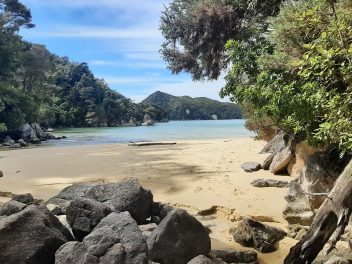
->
{"left": 1, "top": 178, "right": 278, "bottom": 264}
{"left": 0, "top": 122, "right": 65, "bottom": 149}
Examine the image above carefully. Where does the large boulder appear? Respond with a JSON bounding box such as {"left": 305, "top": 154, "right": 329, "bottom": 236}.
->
{"left": 283, "top": 180, "right": 315, "bottom": 225}
{"left": 251, "top": 178, "right": 289, "bottom": 188}
{"left": 46, "top": 182, "right": 98, "bottom": 215}
{"left": 270, "top": 145, "right": 294, "bottom": 174}
{"left": 283, "top": 150, "right": 344, "bottom": 225}
{"left": 84, "top": 178, "right": 153, "bottom": 224}
{"left": 147, "top": 209, "right": 211, "bottom": 264}
{"left": 55, "top": 212, "right": 148, "bottom": 264}
{"left": 241, "top": 162, "right": 261, "bottom": 172}
{"left": 66, "top": 197, "right": 114, "bottom": 241}
{"left": 31, "top": 122, "right": 47, "bottom": 140}
{"left": 259, "top": 132, "right": 288, "bottom": 154}
{"left": 0, "top": 200, "right": 27, "bottom": 216}
{"left": 231, "top": 218, "right": 286, "bottom": 253}
{"left": 0, "top": 205, "right": 73, "bottom": 264}
{"left": 4, "top": 136, "right": 14, "bottom": 145}
{"left": 19, "top": 123, "right": 39, "bottom": 143}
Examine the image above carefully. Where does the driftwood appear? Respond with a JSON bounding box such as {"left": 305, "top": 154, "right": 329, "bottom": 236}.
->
{"left": 128, "top": 142, "right": 177, "bottom": 147}
{"left": 284, "top": 159, "right": 352, "bottom": 264}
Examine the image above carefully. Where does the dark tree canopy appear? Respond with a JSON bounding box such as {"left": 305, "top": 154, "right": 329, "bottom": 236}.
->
{"left": 160, "top": 0, "right": 285, "bottom": 80}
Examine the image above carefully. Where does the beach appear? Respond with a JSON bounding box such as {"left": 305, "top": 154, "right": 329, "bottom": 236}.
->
{"left": 0, "top": 138, "right": 296, "bottom": 263}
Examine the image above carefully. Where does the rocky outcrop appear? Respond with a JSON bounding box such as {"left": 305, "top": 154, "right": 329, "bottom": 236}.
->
{"left": 147, "top": 209, "right": 211, "bottom": 264}
{"left": 55, "top": 212, "right": 148, "bottom": 264}
{"left": 231, "top": 218, "right": 286, "bottom": 253}
{"left": 143, "top": 113, "right": 156, "bottom": 126}
{"left": 283, "top": 150, "right": 343, "bottom": 225}
{"left": 18, "top": 122, "right": 56, "bottom": 144}
{"left": 210, "top": 249, "right": 257, "bottom": 263}
{"left": 66, "top": 197, "right": 114, "bottom": 241}
{"left": 84, "top": 178, "right": 153, "bottom": 224}
{"left": 283, "top": 180, "right": 315, "bottom": 225}
{"left": 241, "top": 162, "right": 262, "bottom": 172}
{"left": 251, "top": 178, "right": 289, "bottom": 188}
{"left": 0, "top": 205, "right": 73, "bottom": 264}
{"left": 270, "top": 145, "right": 294, "bottom": 174}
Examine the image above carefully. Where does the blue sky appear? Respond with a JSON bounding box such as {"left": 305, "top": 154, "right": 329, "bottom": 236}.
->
{"left": 19, "top": 0, "right": 227, "bottom": 102}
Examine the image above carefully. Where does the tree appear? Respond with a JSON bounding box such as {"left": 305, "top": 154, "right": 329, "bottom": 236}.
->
{"left": 160, "top": 0, "right": 285, "bottom": 80}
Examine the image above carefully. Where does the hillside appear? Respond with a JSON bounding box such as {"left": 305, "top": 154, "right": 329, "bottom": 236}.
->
{"left": 141, "top": 91, "right": 242, "bottom": 120}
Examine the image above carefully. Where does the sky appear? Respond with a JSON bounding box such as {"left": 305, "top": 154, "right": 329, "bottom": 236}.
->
{"left": 19, "top": 0, "right": 227, "bottom": 103}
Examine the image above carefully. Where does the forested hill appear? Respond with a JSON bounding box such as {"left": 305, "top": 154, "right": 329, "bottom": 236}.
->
{"left": 0, "top": 1, "right": 162, "bottom": 134}
{"left": 141, "top": 91, "right": 242, "bottom": 120}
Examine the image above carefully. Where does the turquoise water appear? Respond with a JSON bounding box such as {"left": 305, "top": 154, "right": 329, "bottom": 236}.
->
{"left": 48, "top": 120, "right": 253, "bottom": 146}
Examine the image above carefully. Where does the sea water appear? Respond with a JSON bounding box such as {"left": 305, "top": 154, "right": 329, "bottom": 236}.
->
{"left": 48, "top": 120, "right": 253, "bottom": 146}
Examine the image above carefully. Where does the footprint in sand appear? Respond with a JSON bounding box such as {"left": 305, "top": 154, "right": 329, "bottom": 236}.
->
{"left": 194, "top": 186, "right": 203, "bottom": 193}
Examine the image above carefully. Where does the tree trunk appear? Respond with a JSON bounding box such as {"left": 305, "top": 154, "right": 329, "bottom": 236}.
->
{"left": 284, "top": 159, "right": 352, "bottom": 264}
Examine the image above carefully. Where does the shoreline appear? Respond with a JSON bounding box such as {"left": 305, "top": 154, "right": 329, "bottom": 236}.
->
{"left": 0, "top": 137, "right": 295, "bottom": 263}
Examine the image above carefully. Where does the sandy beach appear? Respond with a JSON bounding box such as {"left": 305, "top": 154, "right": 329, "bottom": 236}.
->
{"left": 0, "top": 138, "right": 296, "bottom": 263}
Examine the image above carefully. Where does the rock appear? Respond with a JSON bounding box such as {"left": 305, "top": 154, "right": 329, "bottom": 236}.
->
{"left": 31, "top": 122, "right": 47, "bottom": 139}
{"left": 139, "top": 223, "right": 158, "bottom": 238}
{"left": 210, "top": 249, "right": 257, "bottom": 263}
{"left": 313, "top": 253, "right": 352, "bottom": 264}
{"left": 0, "top": 200, "right": 27, "bottom": 216}
{"left": 259, "top": 132, "right": 287, "bottom": 154}
{"left": 66, "top": 197, "right": 114, "bottom": 240}
{"left": 283, "top": 180, "right": 315, "bottom": 225}
{"left": 251, "top": 178, "right": 289, "bottom": 188}
{"left": 287, "top": 157, "right": 296, "bottom": 175}
{"left": 19, "top": 123, "right": 38, "bottom": 142}
{"left": 143, "top": 113, "right": 155, "bottom": 126}
{"left": 283, "top": 151, "right": 343, "bottom": 225}
{"left": 241, "top": 162, "right": 262, "bottom": 172}
{"left": 147, "top": 209, "right": 211, "bottom": 264}
{"left": 12, "top": 193, "right": 34, "bottom": 204}
{"left": 4, "top": 136, "right": 14, "bottom": 145}
{"left": 270, "top": 145, "right": 294, "bottom": 174}
{"left": 55, "top": 212, "right": 148, "bottom": 264}
{"left": 295, "top": 228, "right": 307, "bottom": 240}
{"left": 232, "top": 218, "right": 286, "bottom": 253}
{"left": 151, "top": 202, "right": 174, "bottom": 224}
{"left": 10, "top": 143, "right": 21, "bottom": 148}
{"left": 18, "top": 138, "right": 28, "bottom": 147}
{"left": 290, "top": 141, "right": 321, "bottom": 178}
{"left": 84, "top": 178, "right": 153, "bottom": 224}
{"left": 46, "top": 182, "right": 98, "bottom": 214}
{"left": 262, "top": 153, "right": 276, "bottom": 170}
{"left": 0, "top": 170, "right": 3, "bottom": 177}
{"left": 187, "top": 255, "right": 216, "bottom": 264}
{"left": 0, "top": 205, "right": 73, "bottom": 264}
{"left": 3, "top": 142, "right": 12, "bottom": 146}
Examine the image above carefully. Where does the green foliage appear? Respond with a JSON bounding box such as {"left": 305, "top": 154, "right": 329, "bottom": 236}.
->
{"left": 0, "top": 0, "right": 167, "bottom": 134}
{"left": 223, "top": 0, "right": 352, "bottom": 154}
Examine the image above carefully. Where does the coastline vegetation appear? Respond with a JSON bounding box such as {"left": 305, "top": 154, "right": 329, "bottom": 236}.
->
{"left": 161, "top": 0, "right": 352, "bottom": 155}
